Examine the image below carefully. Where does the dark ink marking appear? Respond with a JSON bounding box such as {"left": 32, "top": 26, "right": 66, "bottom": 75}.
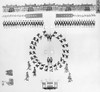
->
{"left": 5, "top": 70, "right": 13, "bottom": 76}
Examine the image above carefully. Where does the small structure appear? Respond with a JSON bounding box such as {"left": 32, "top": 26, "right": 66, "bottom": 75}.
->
{"left": 6, "top": 70, "right": 13, "bottom": 76}
{"left": 2, "top": 79, "right": 14, "bottom": 86}
{"left": 42, "top": 81, "right": 58, "bottom": 90}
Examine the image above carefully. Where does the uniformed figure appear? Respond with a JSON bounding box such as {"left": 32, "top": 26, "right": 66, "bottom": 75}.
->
{"left": 47, "top": 34, "right": 52, "bottom": 41}
{"left": 57, "top": 61, "right": 62, "bottom": 68}
{"left": 32, "top": 67, "right": 36, "bottom": 76}
{"left": 25, "top": 72, "right": 29, "bottom": 81}
{"left": 33, "top": 37, "right": 39, "bottom": 43}
{"left": 52, "top": 31, "right": 58, "bottom": 37}
{"left": 49, "top": 65, "right": 53, "bottom": 72}
{"left": 64, "top": 63, "right": 69, "bottom": 73}
{"left": 37, "top": 33, "right": 42, "bottom": 40}
{"left": 44, "top": 65, "right": 48, "bottom": 71}
{"left": 27, "top": 61, "right": 31, "bottom": 70}
{"left": 56, "top": 34, "right": 62, "bottom": 40}
{"left": 68, "top": 73, "right": 72, "bottom": 82}
{"left": 47, "top": 57, "right": 53, "bottom": 65}
{"left": 40, "top": 64, "right": 45, "bottom": 70}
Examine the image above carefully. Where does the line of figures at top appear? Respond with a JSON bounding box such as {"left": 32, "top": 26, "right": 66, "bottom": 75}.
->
{"left": 3, "top": 4, "right": 96, "bottom": 12}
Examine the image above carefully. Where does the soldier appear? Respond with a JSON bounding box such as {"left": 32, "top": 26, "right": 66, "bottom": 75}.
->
{"left": 44, "top": 65, "right": 48, "bottom": 71}
{"left": 57, "top": 61, "right": 62, "bottom": 68}
{"left": 53, "top": 64, "right": 58, "bottom": 71}
{"left": 27, "top": 61, "right": 31, "bottom": 70}
{"left": 68, "top": 72, "right": 72, "bottom": 82}
{"left": 40, "top": 64, "right": 45, "bottom": 70}
{"left": 56, "top": 34, "right": 62, "bottom": 40}
{"left": 33, "top": 37, "right": 39, "bottom": 43}
{"left": 37, "top": 33, "right": 42, "bottom": 40}
{"left": 49, "top": 65, "right": 53, "bottom": 72}
{"left": 52, "top": 31, "right": 57, "bottom": 37}
{"left": 32, "top": 67, "right": 36, "bottom": 76}
{"left": 25, "top": 72, "right": 29, "bottom": 81}
{"left": 64, "top": 63, "right": 69, "bottom": 73}
{"left": 47, "top": 34, "right": 52, "bottom": 41}
{"left": 47, "top": 57, "right": 53, "bottom": 65}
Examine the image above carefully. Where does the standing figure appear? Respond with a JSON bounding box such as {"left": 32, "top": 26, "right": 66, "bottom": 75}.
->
{"left": 53, "top": 64, "right": 58, "bottom": 71}
{"left": 32, "top": 67, "right": 36, "bottom": 76}
{"left": 47, "top": 34, "right": 52, "bottom": 41}
{"left": 64, "top": 63, "right": 69, "bottom": 73}
{"left": 37, "top": 33, "right": 42, "bottom": 40}
{"left": 52, "top": 31, "right": 57, "bottom": 37}
{"left": 27, "top": 61, "right": 31, "bottom": 70}
{"left": 25, "top": 72, "right": 29, "bottom": 81}
{"left": 56, "top": 34, "right": 62, "bottom": 40}
{"left": 47, "top": 57, "right": 53, "bottom": 65}
{"left": 68, "top": 72, "right": 72, "bottom": 82}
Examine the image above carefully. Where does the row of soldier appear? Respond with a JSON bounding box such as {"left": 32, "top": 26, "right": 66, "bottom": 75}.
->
{"left": 3, "top": 20, "right": 44, "bottom": 27}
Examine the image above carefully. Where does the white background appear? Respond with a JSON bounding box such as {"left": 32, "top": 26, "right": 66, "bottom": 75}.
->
{"left": 0, "top": 0, "right": 100, "bottom": 92}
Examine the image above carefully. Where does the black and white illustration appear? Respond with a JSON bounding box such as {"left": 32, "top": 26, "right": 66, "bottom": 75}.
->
{"left": 0, "top": 0, "right": 100, "bottom": 92}
{"left": 96, "top": 0, "right": 100, "bottom": 13}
